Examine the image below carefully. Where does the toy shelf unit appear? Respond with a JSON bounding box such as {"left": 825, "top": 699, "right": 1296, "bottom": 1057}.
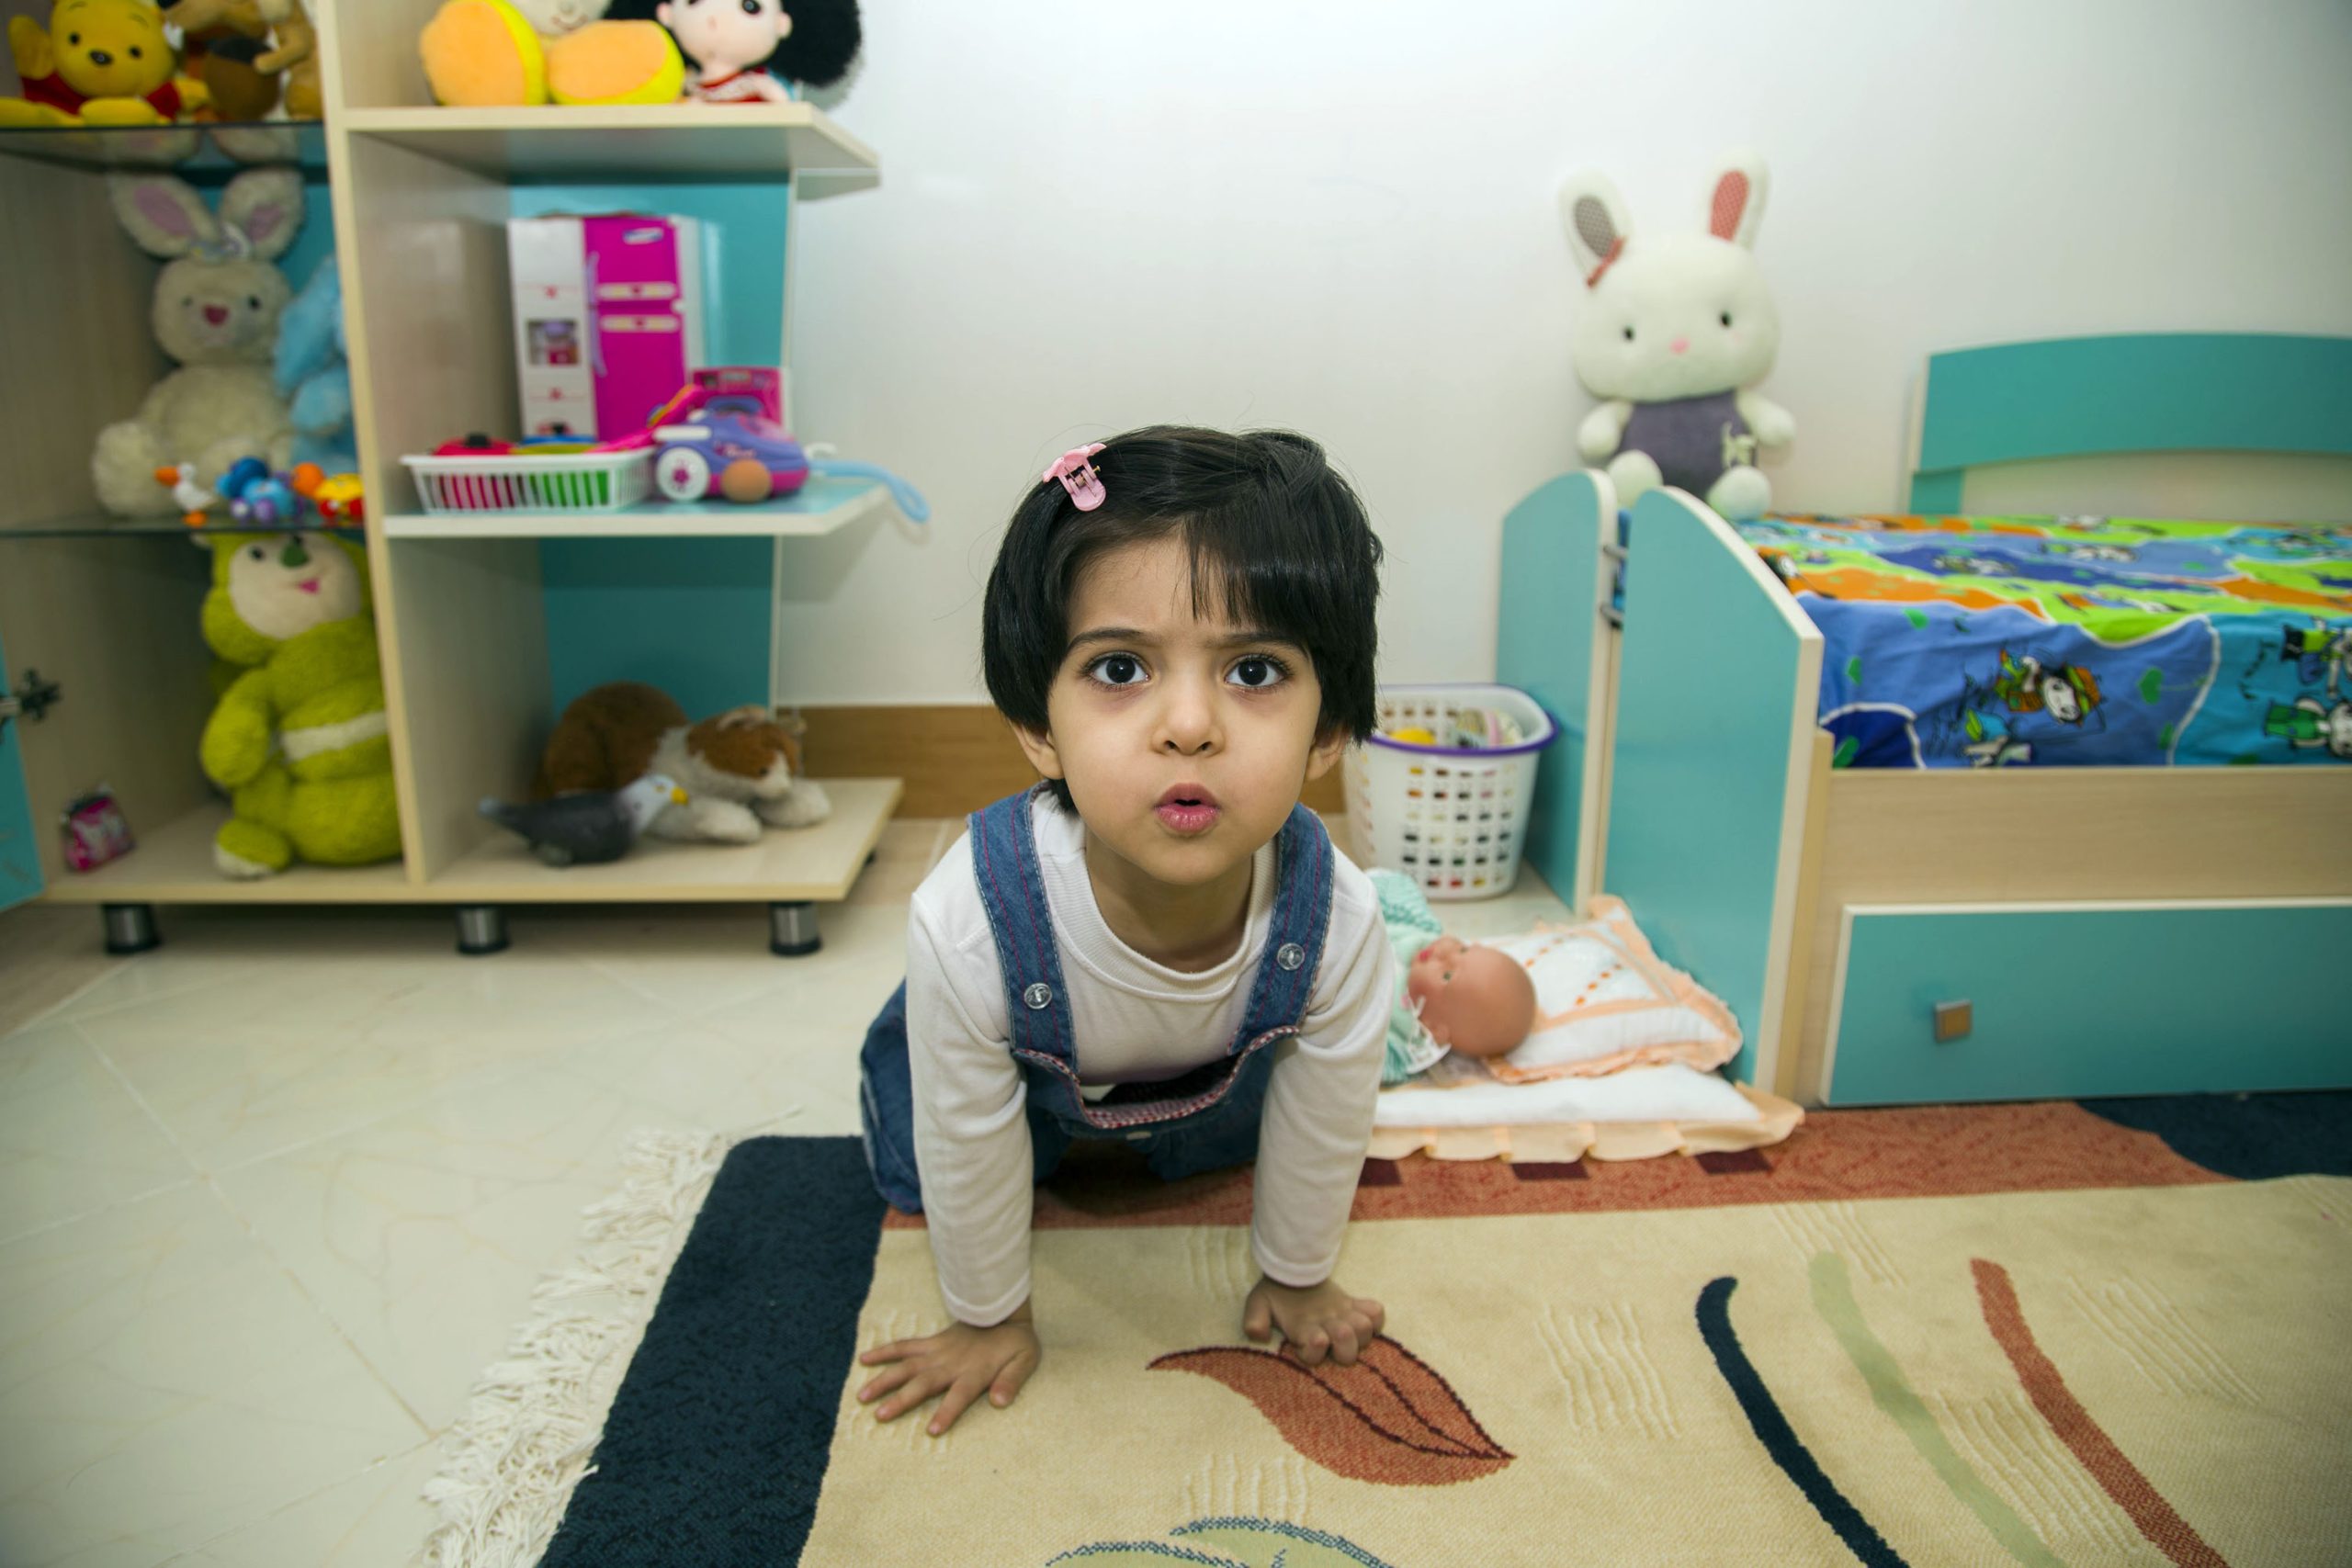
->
{"left": 0, "top": 0, "right": 909, "bottom": 956}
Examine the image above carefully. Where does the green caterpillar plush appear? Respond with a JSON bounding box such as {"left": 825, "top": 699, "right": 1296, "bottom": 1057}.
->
{"left": 199, "top": 530, "right": 402, "bottom": 876}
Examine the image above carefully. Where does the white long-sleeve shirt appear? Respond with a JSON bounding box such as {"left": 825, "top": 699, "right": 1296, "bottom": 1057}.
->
{"left": 905, "top": 796, "right": 1392, "bottom": 1325}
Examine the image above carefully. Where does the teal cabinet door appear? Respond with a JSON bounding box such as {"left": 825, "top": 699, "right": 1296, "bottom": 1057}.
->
{"left": 1827, "top": 903, "right": 2352, "bottom": 1104}
{"left": 0, "top": 626, "right": 42, "bottom": 911}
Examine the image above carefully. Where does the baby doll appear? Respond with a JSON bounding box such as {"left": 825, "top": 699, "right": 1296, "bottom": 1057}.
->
{"left": 642, "top": 0, "right": 859, "bottom": 102}
{"left": 1368, "top": 867, "right": 1538, "bottom": 1083}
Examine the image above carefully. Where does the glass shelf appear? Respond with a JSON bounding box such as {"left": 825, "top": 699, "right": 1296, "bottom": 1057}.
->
{"left": 0, "top": 118, "right": 327, "bottom": 175}
{"left": 0, "top": 513, "right": 361, "bottom": 541}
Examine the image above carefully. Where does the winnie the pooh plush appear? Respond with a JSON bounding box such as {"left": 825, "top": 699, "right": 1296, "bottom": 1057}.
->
{"left": 199, "top": 529, "right": 402, "bottom": 876}
{"left": 0, "top": 0, "right": 208, "bottom": 125}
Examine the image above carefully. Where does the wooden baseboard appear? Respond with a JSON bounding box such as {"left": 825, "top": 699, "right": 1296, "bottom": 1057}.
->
{"left": 796, "top": 705, "right": 1347, "bottom": 820}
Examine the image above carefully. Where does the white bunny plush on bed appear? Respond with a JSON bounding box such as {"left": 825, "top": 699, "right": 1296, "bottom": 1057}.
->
{"left": 1558, "top": 152, "right": 1792, "bottom": 520}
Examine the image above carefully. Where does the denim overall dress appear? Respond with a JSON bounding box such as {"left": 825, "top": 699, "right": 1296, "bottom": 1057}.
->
{"left": 858, "top": 784, "right": 1336, "bottom": 1213}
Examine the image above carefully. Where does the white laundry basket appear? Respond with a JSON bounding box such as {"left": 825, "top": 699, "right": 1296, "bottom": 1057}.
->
{"left": 1345, "top": 683, "right": 1556, "bottom": 900}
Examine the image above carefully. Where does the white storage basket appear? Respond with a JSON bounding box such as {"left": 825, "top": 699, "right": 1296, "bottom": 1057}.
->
{"left": 401, "top": 447, "right": 653, "bottom": 514}
{"left": 1345, "top": 683, "right": 1555, "bottom": 900}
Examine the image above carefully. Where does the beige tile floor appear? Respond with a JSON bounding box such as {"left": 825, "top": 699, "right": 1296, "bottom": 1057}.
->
{"left": 0, "top": 818, "right": 1569, "bottom": 1566}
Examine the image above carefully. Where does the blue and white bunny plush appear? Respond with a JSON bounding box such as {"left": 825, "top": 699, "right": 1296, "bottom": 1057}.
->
{"left": 1558, "top": 152, "right": 1793, "bottom": 521}
{"left": 274, "top": 253, "right": 356, "bottom": 477}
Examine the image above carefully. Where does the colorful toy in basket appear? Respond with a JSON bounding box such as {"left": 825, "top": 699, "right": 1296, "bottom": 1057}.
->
{"left": 0, "top": 0, "right": 206, "bottom": 126}
{"left": 1557, "top": 151, "right": 1793, "bottom": 521}
{"left": 419, "top": 0, "right": 684, "bottom": 107}
{"left": 639, "top": 0, "right": 861, "bottom": 103}
{"left": 198, "top": 528, "right": 401, "bottom": 876}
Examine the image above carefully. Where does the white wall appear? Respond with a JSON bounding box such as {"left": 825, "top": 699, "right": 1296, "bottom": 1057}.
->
{"left": 779, "top": 0, "right": 2352, "bottom": 704}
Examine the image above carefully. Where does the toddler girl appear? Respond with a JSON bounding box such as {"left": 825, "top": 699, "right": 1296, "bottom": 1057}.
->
{"left": 856, "top": 427, "right": 1393, "bottom": 1437}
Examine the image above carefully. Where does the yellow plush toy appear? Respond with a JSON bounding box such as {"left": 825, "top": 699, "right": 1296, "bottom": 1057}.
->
{"left": 419, "top": 0, "right": 683, "bottom": 107}
{"left": 199, "top": 530, "right": 402, "bottom": 876}
{"left": 0, "top": 0, "right": 209, "bottom": 126}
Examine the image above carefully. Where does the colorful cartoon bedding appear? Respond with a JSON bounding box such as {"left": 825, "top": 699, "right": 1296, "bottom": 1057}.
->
{"left": 1735, "top": 513, "right": 2352, "bottom": 768}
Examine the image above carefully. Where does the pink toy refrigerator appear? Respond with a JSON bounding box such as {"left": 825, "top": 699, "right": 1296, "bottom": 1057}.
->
{"left": 509, "top": 214, "right": 708, "bottom": 440}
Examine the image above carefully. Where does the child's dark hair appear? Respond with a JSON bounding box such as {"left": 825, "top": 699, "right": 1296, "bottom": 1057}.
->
{"left": 984, "top": 427, "right": 1385, "bottom": 810}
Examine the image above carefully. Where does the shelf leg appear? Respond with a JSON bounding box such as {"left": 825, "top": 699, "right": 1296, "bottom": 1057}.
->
{"left": 455, "top": 906, "right": 510, "bottom": 957}
{"left": 101, "top": 903, "right": 160, "bottom": 956}
{"left": 769, "top": 900, "right": 821, "bottom": 957}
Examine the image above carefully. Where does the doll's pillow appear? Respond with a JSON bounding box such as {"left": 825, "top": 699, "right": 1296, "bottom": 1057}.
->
{"left": 1479, "top": 897, "right": 1740, "bottom": 1083}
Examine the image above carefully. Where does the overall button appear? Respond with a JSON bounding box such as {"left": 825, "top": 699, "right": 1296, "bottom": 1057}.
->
{"left": 1275, "top": 942, "right": 1306, "bottom": 972}
{"left": 1023, "top": 981, "right": 1054, "bottom": 1010}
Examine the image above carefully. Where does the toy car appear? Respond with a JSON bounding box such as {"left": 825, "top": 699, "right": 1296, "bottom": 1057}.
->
{"left": 651, "top": 398, "right": 810, "bottom": 504}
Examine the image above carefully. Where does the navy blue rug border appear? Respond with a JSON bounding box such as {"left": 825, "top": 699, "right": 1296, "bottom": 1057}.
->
{"left": 540, "top": 1135, "right": 885, "bottom": 1568}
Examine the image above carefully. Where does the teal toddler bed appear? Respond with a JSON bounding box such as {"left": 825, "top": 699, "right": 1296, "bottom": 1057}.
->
{"left": 1495, "top": 333, "right": 2352, "bottom": 1109}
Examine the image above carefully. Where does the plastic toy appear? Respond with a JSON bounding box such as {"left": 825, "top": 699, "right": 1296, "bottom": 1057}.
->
{"left": 0, "top": 0, "right": 206, "bottom": 126}
{"left": 198, "top": 529, "right": 401, "bottom": 875}
{"left": 276, "top": 254, "right": 356, "bottom": 476}
{"left": 1407, "top": 934, "right": 1539, "bottom": 1059}
{"left": 93, "top": 168, "right": 302, "bottom": 519}
{"left": 420, "top": 0, "right": 684, "bottom": 107}
{"left": 651, "top": 390, "right": 808, "bottom": 502}
{"left": 1558, "top": 152, "right": 1793, "bottom": 521}
{"left": 60, "top": 787, "right": 137, "bottom": 872}
{"left": 645, "top": 368, "right": 931, "bottom": 518}
{"left": 154, "top": 462, "right": 216, "bottom": 526}
{"left": 612, "top": 0, "right": 859, "bottom": 100}
{"left": 480, "top": 773, "right": 685, "bottom": 867}
{"left": 290, "top": 463, "right": 364, "bottom": 525}
{"left": 1369, "top": 868, "right": 1536, "bottom": 1084}
{"left": 216, "top": 456, "right": 300, "bottom": 525}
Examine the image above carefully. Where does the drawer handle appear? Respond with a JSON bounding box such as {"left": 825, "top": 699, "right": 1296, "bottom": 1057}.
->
{"left": 1933, "top": 1000, "right": 1973, "bottom": 1043}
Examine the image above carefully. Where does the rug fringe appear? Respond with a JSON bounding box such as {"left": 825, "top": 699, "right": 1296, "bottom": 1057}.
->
{"left": 420, "top": 1125, "right": 741, "bottom": 1568}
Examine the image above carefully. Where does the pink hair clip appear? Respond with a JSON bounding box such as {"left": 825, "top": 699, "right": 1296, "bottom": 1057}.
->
{"left": 1045, "top": 443, "right": 1108, "bottom": 511}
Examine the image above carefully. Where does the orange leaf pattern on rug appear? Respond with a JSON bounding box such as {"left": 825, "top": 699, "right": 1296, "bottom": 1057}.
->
{"left": 1148, "top": 1337, "right": 1513, "bottom": 1486}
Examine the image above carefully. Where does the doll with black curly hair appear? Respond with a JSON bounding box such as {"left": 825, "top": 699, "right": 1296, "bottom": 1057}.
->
{"left": 607, "top": 0, "right": 859, "bottom": 101}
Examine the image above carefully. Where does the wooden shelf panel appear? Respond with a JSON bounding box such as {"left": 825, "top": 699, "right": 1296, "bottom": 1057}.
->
{"left": 41, "top": 808, "right": 426, "bottom": 904}
{"left": 379, "top": 477, "right": 890, "bottom": 539}
{"left": 41, "top": 780, "right": 901, "bottom": 905}
{"left": 339, "top": 104, "right": 877, "bottom": 183}
{"left": 425, "top": 777, "right": 901, "bottom": 902}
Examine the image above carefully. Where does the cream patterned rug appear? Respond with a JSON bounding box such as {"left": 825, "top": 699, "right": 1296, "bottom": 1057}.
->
{"left": 429, "top": 1098, "right": 2352, "bottom": 1566}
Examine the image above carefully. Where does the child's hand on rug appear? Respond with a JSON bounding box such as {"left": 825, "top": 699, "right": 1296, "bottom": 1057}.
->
{"left": 855, "top": 1299, "right": 1040, "bottom": 1437}
{"left": 1243, "top": 1275, "right": 1385, "bottom": 1368}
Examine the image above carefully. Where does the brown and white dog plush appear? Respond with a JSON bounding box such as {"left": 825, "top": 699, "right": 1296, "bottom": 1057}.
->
{"left": 536, "top": 682, "right": 830, "bottom": 843}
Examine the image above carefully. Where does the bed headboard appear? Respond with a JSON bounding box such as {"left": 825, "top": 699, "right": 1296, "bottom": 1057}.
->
{"left": 1907, "top": 332, "right": 2352, "bottom": 513}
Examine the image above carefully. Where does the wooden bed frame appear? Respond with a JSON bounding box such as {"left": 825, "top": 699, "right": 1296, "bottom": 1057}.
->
{"left": 1498, "top": 333, "right": 2352, "bottom": 1107}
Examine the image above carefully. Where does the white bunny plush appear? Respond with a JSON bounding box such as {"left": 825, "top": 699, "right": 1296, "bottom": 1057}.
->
{"left": 1558, "top": 152, "right": 1792, "bottom": 521}
{"left": 91, "top": 167, "right": 304, "bottom": 519}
